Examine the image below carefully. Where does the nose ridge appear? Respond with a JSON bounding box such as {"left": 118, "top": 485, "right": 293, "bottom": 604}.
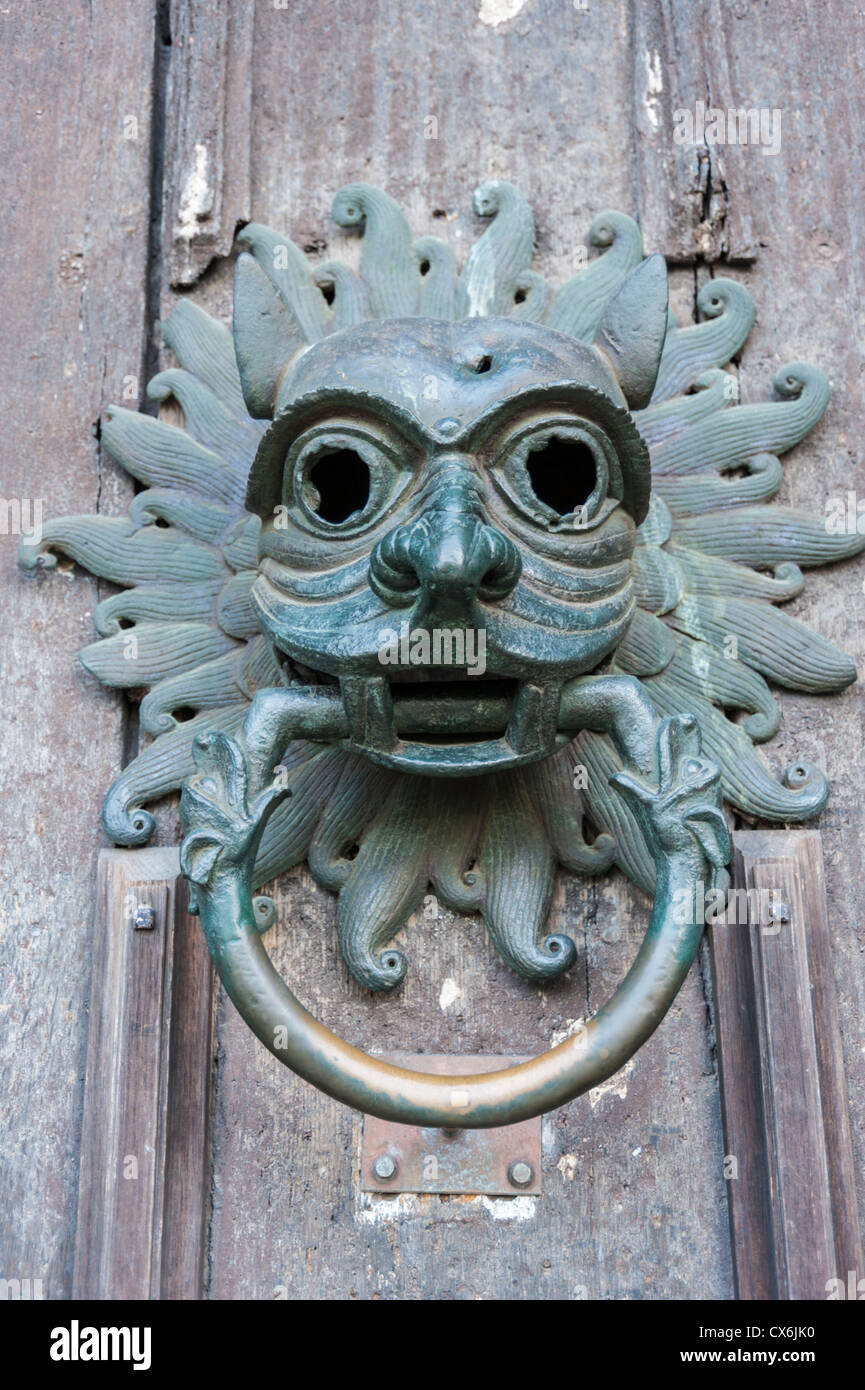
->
{"left": 369, "top": 462, "right": 521, "bottom": 617}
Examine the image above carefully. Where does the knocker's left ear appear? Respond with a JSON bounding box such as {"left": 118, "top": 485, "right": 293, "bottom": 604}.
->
{"left": 233, "top": 252, "right": 305, "bottom": 419}
{"left": 593, "top": 253, "right": 669, "bottom": 410}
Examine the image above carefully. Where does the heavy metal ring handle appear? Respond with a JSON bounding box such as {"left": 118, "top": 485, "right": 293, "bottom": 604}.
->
{"left": 179, "top": 677, "right": 730, "bottom": 1128}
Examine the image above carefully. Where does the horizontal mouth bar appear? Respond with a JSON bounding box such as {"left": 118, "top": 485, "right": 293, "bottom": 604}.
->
{"left": 337, "top": 674, "right": 565, "bottom": 774}
{"left": 387, "top": 678, "right": 518, "bottom": 737}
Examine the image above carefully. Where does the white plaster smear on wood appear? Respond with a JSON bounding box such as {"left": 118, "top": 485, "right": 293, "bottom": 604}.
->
{"left": 176, "top": 142, "right": 212, "bottom": 240}
{"left": 478, "top": 0, "right": 525, "bottom": 27}
{"left": 588, "top": 1058, "right": 635, "bottom": 1108}
{"left": 356, "top": 1192, "right": 537, "bottom": 1223}
{"left": 439, "top": 976, "right": 463, "bottom": 1012}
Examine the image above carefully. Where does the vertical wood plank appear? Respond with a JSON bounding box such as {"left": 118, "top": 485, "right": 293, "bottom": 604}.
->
{"left": 628, "top": 0, "right": 757, "bottom": 262}
{"left": 711, "top": 830, "right": 863, "bottom": 1300}
{"left": 722, "top": 0, "right": 865, "bottom": 1232}
{"left": 72, "top": 848, "right": 214, "bottom": 1300}
{"left": 163, "top": 0, "right": 254, "bottom": 286}
{"left": 0, "top": 0, "right": 158, "bottom": 1297}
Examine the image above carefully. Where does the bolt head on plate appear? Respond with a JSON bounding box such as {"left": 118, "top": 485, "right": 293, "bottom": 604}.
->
{"left": 508, "top": 1160, "right": 534, "bottom": 1188}
{"left": 373, "top": 1153, "right": 397, "bottom": 1182}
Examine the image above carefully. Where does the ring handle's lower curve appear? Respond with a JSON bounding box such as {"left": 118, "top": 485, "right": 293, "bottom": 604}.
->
{"left": 180, "top": 679, "right": 730, "bottom": 1128}
{"left": 195, "top": 845, "right": 704, "bottom": 1127}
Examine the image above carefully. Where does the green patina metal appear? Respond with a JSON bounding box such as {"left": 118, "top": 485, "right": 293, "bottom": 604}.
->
{"left": 20, "top": 182, "right": 862, "bottom": 1123}
{"left": 181, "top": 684, "right": 730, "bottom": 1126}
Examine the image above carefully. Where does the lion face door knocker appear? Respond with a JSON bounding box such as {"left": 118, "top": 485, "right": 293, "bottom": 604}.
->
{"left": 21, "top": 182, "right": 861, "bottom": 1128}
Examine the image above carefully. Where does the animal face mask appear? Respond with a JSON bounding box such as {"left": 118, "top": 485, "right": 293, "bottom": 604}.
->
{"left": 22, "top": 181, "right": 861, "bottom": 992}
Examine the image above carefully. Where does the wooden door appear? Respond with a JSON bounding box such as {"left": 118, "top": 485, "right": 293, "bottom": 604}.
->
{"left": 3, "top": 0, "right": 863, "bottom": 1302}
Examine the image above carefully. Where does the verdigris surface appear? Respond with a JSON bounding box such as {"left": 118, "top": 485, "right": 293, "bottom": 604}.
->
{"left": 21, "top": 183, "right": 862, "bottom": 1120}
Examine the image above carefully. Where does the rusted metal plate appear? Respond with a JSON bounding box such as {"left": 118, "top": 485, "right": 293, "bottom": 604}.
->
{"left": 360, "top": 1055, "right": 541, "bottom": 1195}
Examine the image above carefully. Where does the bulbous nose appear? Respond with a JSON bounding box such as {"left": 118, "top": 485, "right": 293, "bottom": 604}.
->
{"left": 369, "top": 461, "right": 521, "bottom": 621}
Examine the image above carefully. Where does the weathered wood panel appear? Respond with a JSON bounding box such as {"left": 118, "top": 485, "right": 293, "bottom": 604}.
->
{"left": 0, "top": 0, "right": 158, "bottom": 1298}
{"left": 163, "top": 0, "right": 254, "bottom": 287}
{"left": 712, "top": 832, "right": 863, "bottom": 1299}
{"left": 72, "top": 849, "right": 214, "bottom": 1300}
{"left": 628, "top": 0, "right": 757, "bottom": 262}
{"left": 722, "top": 0, "right": 865, "bottom": 1243}
{"left": 207, "top": 867, "right": 730, "bottom": 1299}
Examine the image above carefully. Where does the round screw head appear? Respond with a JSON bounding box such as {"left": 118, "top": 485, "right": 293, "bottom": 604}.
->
{"left": 372, "top": 1153, "right": 397, "bottom": 1182}
{"left": 508, "top": 1160, "right": 534, "bottom": 1189}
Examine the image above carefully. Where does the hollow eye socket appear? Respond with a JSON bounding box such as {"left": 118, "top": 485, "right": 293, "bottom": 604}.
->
{"left": 489, "top": 420, "right": 613, "bottom": 530}
{"left": 288, "top": 426, "right": 411, "bottom": 534}
{"left": 525, "top": 435, "right": 597, "bottom": 516}
{"left": 306, "top": 448, "right": 371, "bottom": 523}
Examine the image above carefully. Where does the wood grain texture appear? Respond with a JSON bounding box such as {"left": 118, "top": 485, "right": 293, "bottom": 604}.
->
{"left": 712, "top": 832, "right": 863, "bottom": 1300}
{"left": 208, "top": 865, "right": 729, "bottom": 1300}
{"left": 73, "top": 849, "right": 214, "bottom": 1300}
{"left": 163, "top": 0, "right": 253, "bottom": 287}
{"left": 721, "top": 0, "right": 865, "bottom": 1252}
{"left": 0, "top": 0, "right": 157, "bottom": 1298}
{"left": 628, "top": 0, "right": 757, "bottom": 262}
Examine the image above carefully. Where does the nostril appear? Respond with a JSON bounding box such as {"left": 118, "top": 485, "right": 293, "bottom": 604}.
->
{"left": 479, "top": 532, "right": 521, "bottom": 598}
{"left": 369, "top": 529, "right": 422, "bottom": 606}
{"left": 480, "top": 563, "right": 511, "bottom": 595}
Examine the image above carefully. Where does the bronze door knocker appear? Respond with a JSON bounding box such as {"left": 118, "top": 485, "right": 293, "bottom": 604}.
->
{"left": 22, "top": 182, "right": 861, "bottom": 1126}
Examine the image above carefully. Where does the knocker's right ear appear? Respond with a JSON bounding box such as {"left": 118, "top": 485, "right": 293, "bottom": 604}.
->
{"left": 593, "top": 253, "right": 669, "bottom": 410}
